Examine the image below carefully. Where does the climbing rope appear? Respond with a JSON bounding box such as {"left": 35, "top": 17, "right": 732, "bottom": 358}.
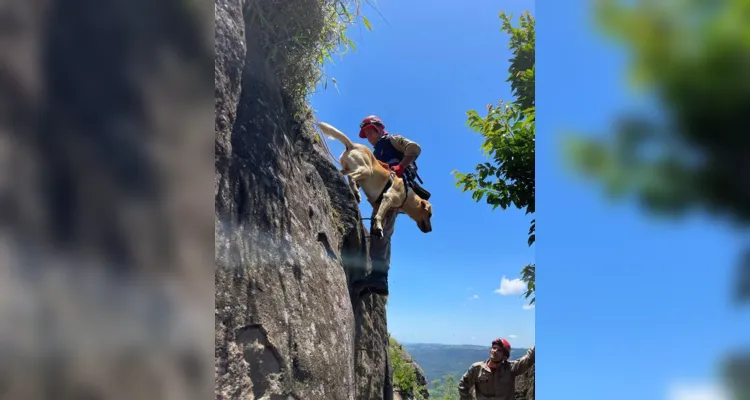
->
{"left": 311, "top": 115, "right": 341, "bottom": 167}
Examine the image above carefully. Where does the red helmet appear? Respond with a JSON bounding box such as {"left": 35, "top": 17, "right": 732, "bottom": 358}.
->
{"left": 359, "top": 115, "right": 385, "bottom": 138}
{"left": 492, "top": 338, "right": 511, "bottom": 355}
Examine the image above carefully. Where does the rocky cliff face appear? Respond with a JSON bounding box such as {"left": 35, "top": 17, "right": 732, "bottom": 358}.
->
{"left": 0, "top": 0, "right": 214, "bottom": 399}
{"left": 515, "top": 366, "right": 534, "bottom": 400}
{"left": 214, "top": 0, "right": 396, "bottom": 398}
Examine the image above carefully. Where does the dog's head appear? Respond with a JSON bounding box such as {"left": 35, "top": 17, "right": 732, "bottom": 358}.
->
{"left": 412, "top": 199, "right": 433, "bottom": 233}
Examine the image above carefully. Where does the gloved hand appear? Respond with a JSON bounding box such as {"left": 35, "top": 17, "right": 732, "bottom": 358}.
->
{"left": 391, "top": 164, "right": 405, "bottom": 178}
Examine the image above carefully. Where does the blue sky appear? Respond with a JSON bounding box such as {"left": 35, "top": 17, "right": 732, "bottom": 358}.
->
{"left": 536, "top": 1, "right": 748, "bottom": 399}
{"left": 311, "top": 0, "right": 748, "bottom": 398}
{"left": 310, "top": 0, "right": 537, "bottom": 349}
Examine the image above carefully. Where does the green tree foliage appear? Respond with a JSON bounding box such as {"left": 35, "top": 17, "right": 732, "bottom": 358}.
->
{"left": 389, "top": 336, "right": 428, "bottom": 400}
{"left": 315, "top": 0, "right": 375, "bottom": 93}
{"left": 429, "top": 375, "right": 460, "bottom": 400}
{"left": 561, "top": 0, "right": 750, "bottom": 398}
{"left": 453, "top": 11, "right": 536, "bottom": 305}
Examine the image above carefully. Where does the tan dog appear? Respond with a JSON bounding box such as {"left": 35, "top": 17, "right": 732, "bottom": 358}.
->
{"left": 316, "top": 121, "right": 433, "bottom": 237}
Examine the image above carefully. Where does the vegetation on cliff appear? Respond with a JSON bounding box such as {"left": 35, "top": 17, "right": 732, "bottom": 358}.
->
{"left": 248, "top": 0, "right": 373, "bottom": 112}
{"left": 389, "top": 335, "right": 429, "bottom": 400}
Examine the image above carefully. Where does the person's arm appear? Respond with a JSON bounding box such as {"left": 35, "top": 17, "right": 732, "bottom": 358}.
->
{"left": 510, "top": 346, "right": 535, "bottom": 376}
{"left": 458, "top": 364, "right": 477, "bottom": 400}
{"left": 388, "top": 135, "right": 421, "bottom": 167}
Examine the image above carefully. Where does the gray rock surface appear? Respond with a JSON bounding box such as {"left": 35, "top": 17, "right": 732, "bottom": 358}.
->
{"left": 0, "top": 0, "right": 214, "bottom": 399}
{"left": 214, "top": 0, "right": 395, "bottom": 398}
{"left": 515, "top": 365, "right": 535, "bottom": 400}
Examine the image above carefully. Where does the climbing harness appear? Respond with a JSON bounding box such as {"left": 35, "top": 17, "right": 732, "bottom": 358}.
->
{"left": 402, "top": 163, "right": 431, "bottom": 201}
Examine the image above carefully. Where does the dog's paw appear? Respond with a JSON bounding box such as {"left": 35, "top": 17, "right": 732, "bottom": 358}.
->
{"left": 354, "top": 193, "right": 362, "bottom": 203}
{"left": 370, "top": 227, "right": 384, "bottom": 238}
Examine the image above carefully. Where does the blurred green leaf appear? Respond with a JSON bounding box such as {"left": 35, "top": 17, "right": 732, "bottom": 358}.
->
{"left": 723, "top": 352, "right": 750, "bottom": 400}
{"left": 565, "top": 0, "right": 750, "bottom": 225}
{"left": 563, "top": 3, "right": 750, "bottom": 396}
{"left": 362, "top": 15, "right": 372, "bottom": 30}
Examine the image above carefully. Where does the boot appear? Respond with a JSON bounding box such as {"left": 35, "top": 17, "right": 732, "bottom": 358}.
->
{"left": 353, "top": 270, "right": 389, "bottom": 296}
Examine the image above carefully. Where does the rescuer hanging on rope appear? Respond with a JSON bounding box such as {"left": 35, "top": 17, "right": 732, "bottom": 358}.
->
{"left": 353, "top": 115, "right": 431, "bottom": 295}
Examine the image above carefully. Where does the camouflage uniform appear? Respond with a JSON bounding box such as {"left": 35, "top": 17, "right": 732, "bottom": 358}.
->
{"left": 458, "top": 346, "right": 535, "bottom": 400}
{"left": 356, "top": 134, "right": 421, "bottom": 295}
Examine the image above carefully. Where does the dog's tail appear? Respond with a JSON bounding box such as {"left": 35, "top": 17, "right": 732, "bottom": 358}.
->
{"left": 316, "top": 121, "right": 355, "bottom": 151}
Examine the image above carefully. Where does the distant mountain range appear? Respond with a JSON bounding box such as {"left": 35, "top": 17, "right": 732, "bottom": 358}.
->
{"left": 402, "top": 343, "right": 530, "bottom": 387}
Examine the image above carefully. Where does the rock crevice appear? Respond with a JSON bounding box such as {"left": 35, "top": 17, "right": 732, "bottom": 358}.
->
{"left": 214, "top": 0, "right": 392, "bottom": 398}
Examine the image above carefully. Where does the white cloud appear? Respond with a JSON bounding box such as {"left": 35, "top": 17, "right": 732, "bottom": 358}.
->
{"left": 667, "top": 382, "right": 728, "bottom": 400}
{"left": 494, "top": 276, "right": 526, "bottom": 296}
{"left": 470, "top": 294, "right": 479, "bottom": 300}
{"left": 509, "top": 335, "right": 518, "bottom": 339}
{"left": 522, "top": 303, "right": 535, "bottom": 310}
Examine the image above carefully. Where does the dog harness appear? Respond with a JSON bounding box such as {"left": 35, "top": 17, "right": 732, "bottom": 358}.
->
{"left": 374, "top": 171, "right": 409, "bottom": 208}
